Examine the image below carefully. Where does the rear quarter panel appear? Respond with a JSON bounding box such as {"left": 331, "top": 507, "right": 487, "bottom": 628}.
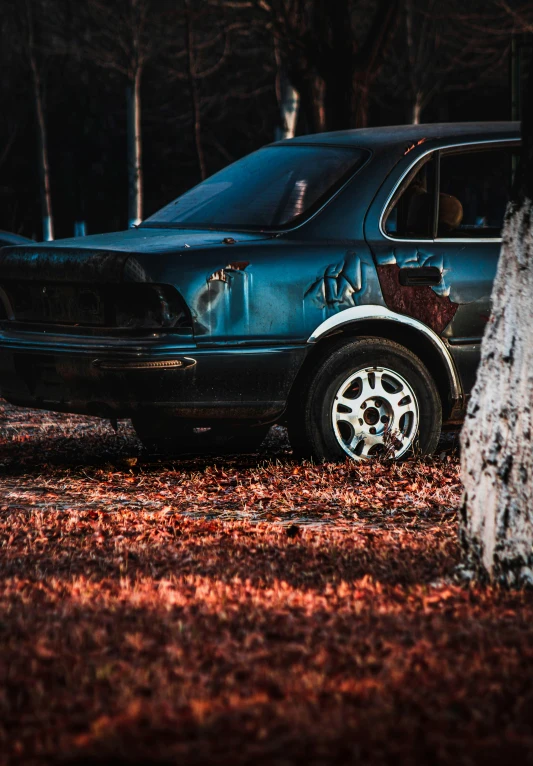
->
{"left": 129, "top": 241, "right": 385, "bottom": 345}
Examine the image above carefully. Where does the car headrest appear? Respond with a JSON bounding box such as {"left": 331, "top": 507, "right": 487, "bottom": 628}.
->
{"left": 438, "top": 193, "right": 463, "bottom": 233}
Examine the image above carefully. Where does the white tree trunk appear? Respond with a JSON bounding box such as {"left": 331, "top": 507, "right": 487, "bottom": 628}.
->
{"left": 410, "top": 93, "right": 422, "bottom": 125}
{"left": 275, "top": 71, "right": 300, "bottom": 140}
{"left": 126, "top": 70, "right": 143, "bottom": 228}
{"left": 460, "top": 200, "right": 533, "bottom": 586}
{"left": 273, "top": 33, "right": 299, "bottom": 140}
{"left": 28, "top": 20, "right": 53, "bottom": 241}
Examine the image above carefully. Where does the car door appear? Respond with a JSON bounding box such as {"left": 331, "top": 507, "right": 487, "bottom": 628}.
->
{"left": 365, "top": 139, "right": 519, "bottom": 393}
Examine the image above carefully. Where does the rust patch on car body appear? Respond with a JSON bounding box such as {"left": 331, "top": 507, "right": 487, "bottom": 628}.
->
{"left": 377, "top": 264, "right": 458, "bottom": 335}
{"left": 403, "top": 137, "right": 427, "bottom": 155}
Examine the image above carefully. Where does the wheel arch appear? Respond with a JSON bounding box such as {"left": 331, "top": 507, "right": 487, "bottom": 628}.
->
{"left": 287, "top": 306, "right": 463, "bottom": 424}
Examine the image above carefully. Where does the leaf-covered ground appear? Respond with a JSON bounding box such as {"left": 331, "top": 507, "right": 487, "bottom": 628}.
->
{"left": 1, "top": 400, "right": 532, "bottom": 765}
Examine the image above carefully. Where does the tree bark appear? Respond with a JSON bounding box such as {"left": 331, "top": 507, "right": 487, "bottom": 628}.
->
{"left": 460, "top": 66, "right": 533, "bottom": 587}
{"left": 27, "top": 3, "right": 53, "bottom": 241}
{"left": 353, "top": 81, "right": 369, "bottom": 129}
{"left": 275, "top": 74, "right": 300, "bottom": 140}
{"left": 274, "top": 37, "right": 300, "bottom": 140}
{"left": 461, "top": 201, "right": 533, "bottom": 585}
{"left": 322, "top": 0, "right": 354, "bottom": 130}
{"left": 185, "top": 4, "right": 207, "bottom": 181}
{"left": 324, "top": 66, "right": 353, "bottom": 130}
{"left": 294, "top": 74, "right": 325, "bottom": 134}
{"left": 410, "top": 92, "right": 422, "bottom": 125}
{"left": 126, "top": 68, "right": 143, "bottom": 227}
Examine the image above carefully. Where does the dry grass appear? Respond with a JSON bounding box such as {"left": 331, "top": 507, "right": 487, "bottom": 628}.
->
{"left": 0, "top": 401, "right": 532, "bottom": 765}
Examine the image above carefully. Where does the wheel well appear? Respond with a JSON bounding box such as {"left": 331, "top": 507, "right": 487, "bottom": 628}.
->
{"left": 286, "top": 320, "right": 461, "bottom": 423}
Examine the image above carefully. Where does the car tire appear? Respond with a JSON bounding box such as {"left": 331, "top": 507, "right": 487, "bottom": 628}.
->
{"left": 132, "top": 413, "right": 270, "bottom": 456}
{"left": 287, "top": 337, "right": 442, "bottom": 462}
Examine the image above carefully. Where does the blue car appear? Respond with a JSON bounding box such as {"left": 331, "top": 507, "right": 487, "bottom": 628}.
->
{"left": 0, "top": 122, "right": 519, "bottom": 460}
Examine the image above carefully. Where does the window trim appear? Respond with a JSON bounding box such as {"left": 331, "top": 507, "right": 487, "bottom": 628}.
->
{"left": 379, "top": 138, "right": 520, "bottom": 244}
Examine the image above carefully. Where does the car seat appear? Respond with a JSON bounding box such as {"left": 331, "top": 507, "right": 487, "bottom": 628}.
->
{"left": 437, "top": 193, "right": 463, "bottom": 235}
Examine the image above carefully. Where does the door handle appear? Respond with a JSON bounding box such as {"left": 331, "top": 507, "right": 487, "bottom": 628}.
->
{"left": 398, "top": 266, "right": 442, "bottom": 287}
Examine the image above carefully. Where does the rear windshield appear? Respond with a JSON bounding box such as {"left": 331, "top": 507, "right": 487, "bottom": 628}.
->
{"left": 142, "top": 145, "right": 368, "bottom": 231}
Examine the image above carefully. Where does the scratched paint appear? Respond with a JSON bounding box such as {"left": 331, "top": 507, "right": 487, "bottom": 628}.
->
{"left": 207, "top": 261, "right": 250, "bottom": 284}
{"left": 194, "top": 261, "right": 252, "bottom": 337}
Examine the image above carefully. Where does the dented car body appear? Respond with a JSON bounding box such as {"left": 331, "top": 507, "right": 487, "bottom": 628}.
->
{"left": 0, "top": 123, "right": 520, "bottom": 460}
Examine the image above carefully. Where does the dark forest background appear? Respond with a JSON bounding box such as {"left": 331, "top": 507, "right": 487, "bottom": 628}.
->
{"left": 0, "top": 0, "right": 531, "bottom": 241}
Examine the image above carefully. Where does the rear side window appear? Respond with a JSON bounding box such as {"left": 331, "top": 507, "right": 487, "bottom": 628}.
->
{"left": 384, "top": 154, "right": 437, "bottom": 239}
{"left": 142, "top": 145, "right": 368, "bottom": 231}
{"left": 438, "top": 148, "right": 517, "bottom": 238}
{"left": 383, "top": 143, "right": 518, "bottom": 240}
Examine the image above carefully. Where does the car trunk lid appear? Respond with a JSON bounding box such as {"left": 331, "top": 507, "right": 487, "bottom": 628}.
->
{"left": 0, "top": 228, "right": 269, "bottom": 332}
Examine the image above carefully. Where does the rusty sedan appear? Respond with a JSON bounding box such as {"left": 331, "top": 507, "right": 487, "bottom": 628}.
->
{"left": 0, "top": 122, "right": 519, "bottom": 460}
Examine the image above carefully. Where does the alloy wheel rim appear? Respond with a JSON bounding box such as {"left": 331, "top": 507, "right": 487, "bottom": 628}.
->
{"left": 331, "top": 366, "right": 419, "bottom": 461}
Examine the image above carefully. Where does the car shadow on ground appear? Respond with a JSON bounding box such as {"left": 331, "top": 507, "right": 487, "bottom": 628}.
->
{"left": 0, "top": 402, "right": 294, "bottom": 473}
{"left": 0, "top": 399, "right": 459, "bottom": 476}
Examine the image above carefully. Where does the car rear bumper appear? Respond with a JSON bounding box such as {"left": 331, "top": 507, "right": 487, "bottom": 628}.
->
{"left": 0, "top": 330, "right": 307, "bottom": 421}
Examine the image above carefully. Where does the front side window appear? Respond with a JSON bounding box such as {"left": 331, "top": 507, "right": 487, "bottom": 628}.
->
{"left": 142, "top": 145, "right": 368, "bottom": 231}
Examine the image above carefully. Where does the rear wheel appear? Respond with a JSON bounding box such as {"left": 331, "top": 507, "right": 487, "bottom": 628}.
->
{"left": 287, "top": 337, "right": 441, "bottom": 462}
{"left": 132, "top": 413, "right": 270, "bottom": 456}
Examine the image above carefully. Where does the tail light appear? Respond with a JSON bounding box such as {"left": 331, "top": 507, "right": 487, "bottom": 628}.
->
{"left": 0, "top": 281, "right": 192, "bottom": 332}
{"left": 114, "top": 284, "right": 190, "bottom": 329}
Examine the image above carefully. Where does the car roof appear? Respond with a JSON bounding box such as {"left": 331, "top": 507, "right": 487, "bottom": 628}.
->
{"left": 274, "top": 122, "right": 520, "bottom": 150}
{"left": 0, "top": 230, "right": 34, "bottom": 246}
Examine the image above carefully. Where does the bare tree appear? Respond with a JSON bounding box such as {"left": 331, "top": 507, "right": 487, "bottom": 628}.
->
{"left": 76, "top": 0, "right": 162, "bottom": 226}
{"left": 27, "top": 6, "right": 54, "bottom": 240}
{"left": 460, "top": 8, "right": 533, "bottom": 585}
{"left": 3, "top": 0, "right": 55, "bottom": 240}
{"left": 378, "top": 0, "right": 509, "bottom": 125}
{"left": 274, "top": 35, "right": 300, "bottom": 139}
{"left": 256, "top": 0, "right": 399, "bottom": 132}
{"left": 183, "top": 1, "right": 206, "bottom": 180}
{"left": 162, "top": 1, "right": 271, "bottom": 181}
